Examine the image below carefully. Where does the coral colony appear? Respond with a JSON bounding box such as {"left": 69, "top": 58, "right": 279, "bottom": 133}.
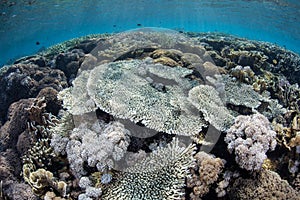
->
{"left": 0, "top": 29, "right": 300, "bottom": 199}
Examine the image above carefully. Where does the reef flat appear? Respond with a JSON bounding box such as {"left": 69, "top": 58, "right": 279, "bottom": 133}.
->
{"left": 0, "top": 29, "right": 299, "bottom": 200}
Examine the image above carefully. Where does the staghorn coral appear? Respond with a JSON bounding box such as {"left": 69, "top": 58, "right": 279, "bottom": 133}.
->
{"left": 188, "top": 84, "right": 234, "bottom": 131}
{"left": 101, "top": 138, "right": 195, "bottom": 200}
{"left": 228, "top": 169, "right": 300, "bottom": 200}
{"left": 186, "top": 151, "right": 225, "bottom": 199}
{"left": 224, "top": 113, "right": 277, "bottom": 171}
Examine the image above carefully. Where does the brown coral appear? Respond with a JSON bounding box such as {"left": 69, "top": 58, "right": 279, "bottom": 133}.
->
{"left": 228, "top": 169, "right": 300, "bottom": 200}
{"left": 23, "top": 168, "right": 67, "bottom": 198}
{"left": 187, "top": 151, "right": 224, "bottom": 199}
{"left": 0, "top": 63, "right": 67, "bottom": 123}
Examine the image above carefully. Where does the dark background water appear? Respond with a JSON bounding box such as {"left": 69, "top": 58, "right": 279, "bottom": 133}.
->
{"left": 0, "top": 0, "right": 300, "bottom": 66}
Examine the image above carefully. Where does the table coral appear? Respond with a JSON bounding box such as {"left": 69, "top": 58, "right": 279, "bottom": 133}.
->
{"left": 208, "top": 74, "right": 268, "bottom": 111}
{"left": 225, "top": 113, "right": 277, "bottom": 171}
{"left": 188, "top": 84, "right": 234, "bottom": 131}
{"left": 59, "top": 59, "right": 208, "bottom": 136}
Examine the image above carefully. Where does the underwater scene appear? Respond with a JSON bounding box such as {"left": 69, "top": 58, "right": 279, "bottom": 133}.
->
{"left": 0, "top": 0, "right": 300, "bottom": 200}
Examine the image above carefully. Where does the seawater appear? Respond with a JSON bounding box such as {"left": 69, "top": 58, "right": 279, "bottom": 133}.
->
{"left": 0, "top": 0, "right": 300, "bottom": 66}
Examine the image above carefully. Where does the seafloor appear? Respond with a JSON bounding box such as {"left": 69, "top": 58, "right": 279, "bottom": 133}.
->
{"left": 0, "top": 29, "right": 300, "bottom": 200}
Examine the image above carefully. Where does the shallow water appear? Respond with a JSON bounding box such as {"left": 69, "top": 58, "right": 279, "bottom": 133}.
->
{"left": 0, "top": 1, "right": 300, "bottom": 200}
{"left": 1, "top": 0, "right": 300, "bottom": 66}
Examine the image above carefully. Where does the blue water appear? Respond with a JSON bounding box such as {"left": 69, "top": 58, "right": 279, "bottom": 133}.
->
{"left": 1, "top": 0, "right": 300, "bottom": 66}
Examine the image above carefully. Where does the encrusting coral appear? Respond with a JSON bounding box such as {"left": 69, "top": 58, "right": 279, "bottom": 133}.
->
{"left": 101, "top": 138, "right": 196, "bottom": 200}
{"left": 224, "top": 113, "right": 277, "bottom": 171}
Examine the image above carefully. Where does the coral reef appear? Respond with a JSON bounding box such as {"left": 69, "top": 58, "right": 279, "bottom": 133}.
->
{"left": 188, "top": 84, "right": 234, "bottom": 131}
{"left": 53, "top": 49, "right": 85, "bottom": 82}
{"left": 101, "top": 138, "right": 195, "bottom": 200}
{"left": 59, "top": 59, "right": 208, "bottom": 136}
{"left": 186, "top": 151, "right": 225, "bottom": 199}
{"left": 57, "top": 70, "right": 97, "bottom": 115}
{"left": 228, "top": 169, "right": 299, "bottom": 200}
{"left": 208, "top": 74, "right": 268, "bottom": 112}
{"left": 0, "top": 99, "right": 32, "bottom": 151}
{"left": 225, "top": 113, "right": 277, "bottom": 171}
{"left": 23, "top": 168, "right": 67, "bottom": 197}
{"left": 1, "top": 30, "right": 300, "bottom": 199}
{"left": 58, "top": 120, "right": 131, "bottom": 178}
{"left": 0, "top": 62, "right": 67, "bottom": 123}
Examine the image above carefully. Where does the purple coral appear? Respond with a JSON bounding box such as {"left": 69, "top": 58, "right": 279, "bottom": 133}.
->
{"left": 224, "top": 113, "right": 277, "bottom": 171}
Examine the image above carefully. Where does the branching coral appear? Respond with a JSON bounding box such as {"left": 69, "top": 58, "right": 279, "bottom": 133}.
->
{"left": 225, "top": 113, "right": 277, "bottom": 171}
{"left": 101, "top": 138, "right": 196, "bottom": 200}
{"left": 22, "top": 97, "right": 59, "bottom": 170}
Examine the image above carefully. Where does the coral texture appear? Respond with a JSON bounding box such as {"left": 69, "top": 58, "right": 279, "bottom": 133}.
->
{"left": 59, "top": 59, "right": 208, "bottom": 136}
{"left": 0, "top": 63, "right": 67, "bottom": 123}
{"left": 187, "top": 151, "right": 225, "bottom": 199}
{"left": 229, "top": 169, "right": 300, "bottom": 200}
{"left": 23, "top": 168, "right": 67, "bottom": 197}
{"left": 225, "top": 113, "right": 277, "bottom": 171}
{"left": 101, "top": 138, "right": 195, "bottom": 200}
{"left": 188, "top": 84, "right": 234, "bottom": 131}
{"left": 63, "top": 120, "right": 131, "bottom": 178}
{"left": 208, "top": 74, "right": 268, "bottom": 111}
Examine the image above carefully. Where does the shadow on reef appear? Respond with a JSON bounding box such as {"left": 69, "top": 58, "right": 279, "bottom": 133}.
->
{"left": 0, "top": 29, "right": 300, "bottom": 199}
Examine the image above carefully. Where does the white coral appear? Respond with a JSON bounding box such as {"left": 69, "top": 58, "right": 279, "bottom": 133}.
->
{"left": 225, "top": 113, "right": 277, "bottom": 171}
{"left": 65, "top": 121, "right": 130, "bottom": 178}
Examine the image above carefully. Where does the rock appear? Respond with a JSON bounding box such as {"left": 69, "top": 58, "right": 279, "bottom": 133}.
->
{"left": 54, "top": 49, "right": 85, "bottom": 80}
{"left": 0, "top": 63, "right": 67, "bottom": 123}
{"left": 37, "top": 87, "right": 62, "bottom": 116}
{"left": 0, "top": 99, "right": 32, "bottom": 151}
